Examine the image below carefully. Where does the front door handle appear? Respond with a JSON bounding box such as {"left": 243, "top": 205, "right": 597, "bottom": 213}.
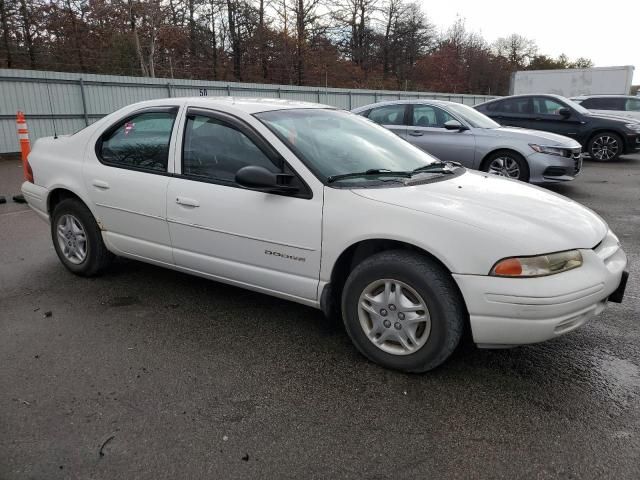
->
{"left": 409, "top": 131, "right": 423, "bottom": 137}
{"left": 92, "top": 180, "right": 110, "bottom": 190}
{"left": 176, "top": 196, "right": 200, "bottom": 208}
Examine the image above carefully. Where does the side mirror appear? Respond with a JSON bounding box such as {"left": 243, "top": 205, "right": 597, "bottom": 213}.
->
{"left": 558, "top": 107, "right": 572, "bottom": 118}
{"left": 444, "top": 120, "right": 469, "bottom": 131}
{"left": 235, "top": 165, "right": 299, "bottom": 194}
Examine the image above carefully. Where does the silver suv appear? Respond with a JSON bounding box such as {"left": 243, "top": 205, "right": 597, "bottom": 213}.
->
{"left": 352, "top": 100, "right": 582, "bottom": 183}
{"left": 571, "top": 95, "right": 640, "bottom": 122}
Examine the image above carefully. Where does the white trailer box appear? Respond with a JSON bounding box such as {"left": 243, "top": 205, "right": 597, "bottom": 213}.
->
{"left": 511, "top": 66, "right": 634, "bottom": 97}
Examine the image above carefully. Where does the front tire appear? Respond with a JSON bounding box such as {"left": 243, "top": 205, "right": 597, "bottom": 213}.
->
{"left": 51, "top": 198, "right": 113, "bottom": 276}
{"left": 588, "top": 132, "right": 622, "bottom": 161}
{"left": 481, "top": 151, "right": 530, "bottom": 182}
{"left": 341, "top": 250, "right": 465, "bottom": 373}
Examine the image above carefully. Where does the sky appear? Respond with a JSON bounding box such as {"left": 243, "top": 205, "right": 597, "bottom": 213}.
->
{"left": 419, "top": 0, "right": 639, "bottom": 84}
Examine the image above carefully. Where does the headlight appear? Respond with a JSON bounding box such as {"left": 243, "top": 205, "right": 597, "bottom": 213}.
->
{"left": 490, "top": 250, "right": 583, "bottom": 277}
{"left": 625, "top": 123, "right": 640, "bottom": 133}
{"left": 529, "top": 144, "right": 566, "bottom": 156}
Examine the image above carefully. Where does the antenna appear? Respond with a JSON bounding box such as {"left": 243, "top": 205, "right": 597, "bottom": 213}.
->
{"left": 45, "top": 79, "right": 58, "bottom": 139}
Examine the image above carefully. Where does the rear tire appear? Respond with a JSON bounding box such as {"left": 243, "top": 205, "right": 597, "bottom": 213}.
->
{"left": 588, "top": 132, "right": 622, "bottom": 161}
{"left": 341, "top": 250, "right": 465, "bottom": 373}
{"left": 51, "top": 198, "right": 113, "bottom": 276}
{"left": 481, "top": 150, "right": 530, "bottom": 182}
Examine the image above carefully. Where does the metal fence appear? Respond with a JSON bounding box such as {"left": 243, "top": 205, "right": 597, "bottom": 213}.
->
{"left": 0, "top": 69, "right": 497, "bottom": 153}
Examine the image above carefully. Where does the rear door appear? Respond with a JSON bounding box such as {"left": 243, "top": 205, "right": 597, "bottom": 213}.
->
{"left": 365, "top": 104, "right": 408, "bottom": 138}
{"left": 531, "top": 96, "right": 584, "bottom": 141}
{"left": 487, "top": 97, "right": 534, "bottom": 129}
{"left": 406, "top": 104, "right": 476, "bottom": 166}
{"left": 84, "top": 107, "right": 179, "bottom": 264}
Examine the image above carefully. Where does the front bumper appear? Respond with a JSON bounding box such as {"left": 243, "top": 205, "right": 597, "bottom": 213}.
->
{"left": 627, "top": 133, "right": 640, "bottom": 152}
{"left": 527, "top": 151, "right": 582, "bottom": 184}
{"left": 453, "top": 232, "right": 627, "bottom": 347}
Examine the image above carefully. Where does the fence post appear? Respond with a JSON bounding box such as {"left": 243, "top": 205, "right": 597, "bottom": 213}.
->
{"left": 227, "top": 84, "right": 231, "bottom": 96}
{"left": 277, "top": 87, "right": 282, "bottom": 98}
{"left": 167, "top": 83, "right": 172, "bottom": 97}
{"left": 317, "top": 89, "right": 321, "bottom": 103}
{"left": 348, "top": 92, "right": 352, "bottom": 110}
{"left": 374, "top": 92, "right": 378, "bottom": 103}
{"left": 79, "top": 78, "right": 89, "bottom": 126}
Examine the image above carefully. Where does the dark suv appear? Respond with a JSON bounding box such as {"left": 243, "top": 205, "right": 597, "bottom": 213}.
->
{"left": 475, "top": 94, "right": 640, "bottom": 161}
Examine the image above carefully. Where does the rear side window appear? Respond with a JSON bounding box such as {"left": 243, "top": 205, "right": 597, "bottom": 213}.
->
{"left": 501, "top": 97, "right": 532, "bottom": 114}
{"left": 182, "top": 114, "right": 279, "bottom": 184}
{"left": 581, "top": 97, "right": 625, "bottom": 110}
{"left": 99, "top": 111, "right": 177, "bottom": 172}
{"left": 367, "top": 105, "right": 407, "bottom": 126}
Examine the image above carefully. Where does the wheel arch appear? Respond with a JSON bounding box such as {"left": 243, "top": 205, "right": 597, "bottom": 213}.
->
{"left": 479, "top": 148, "right": 527, "bottom": 171}
{"left": 586, "top": 129, "right": 628, "bottom": 152}
{"left": 321, "top": 238, "right": 469, "bottom": 323}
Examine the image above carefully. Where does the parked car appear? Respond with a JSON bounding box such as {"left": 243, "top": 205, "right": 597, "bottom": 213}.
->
{"left": 474, "top": 94, "right": 640, "bottom": 161}
{"left": 570, "top": 95, "right": 640, "bottom": 122}
{"left": 21, "top": 98, "right": 628, "bottom": 372}
{"left": 351, "top": 100, "right": 582, "bottom": 183}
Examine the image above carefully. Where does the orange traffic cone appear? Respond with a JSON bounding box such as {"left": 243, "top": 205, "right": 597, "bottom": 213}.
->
{"left": 16, "top": 111, "right": 33, "bottom": 183}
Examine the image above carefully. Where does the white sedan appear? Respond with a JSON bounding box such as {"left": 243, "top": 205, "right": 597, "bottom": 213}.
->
{"left": 21, "top": 98, "right": 628, "bottom": 372}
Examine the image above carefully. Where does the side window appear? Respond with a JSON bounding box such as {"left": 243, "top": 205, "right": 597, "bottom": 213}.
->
{"left": 367, "top": 105, "right": 406, "bottom": 126}
{"left": 99, "top": 111, "right": 176, "bottom": 172}
{"left": 411, "top": 105, "right": 455, "bottom": 128}
{"left": 484, "top": 101, "right": 502, "bottom": 112}
{"left": 582, "top": 97, "right": 624, "bottom": 110}
{"left": 626, "top": 98, "right": 640, "bottom": 112}
{"left": 182, "top": 114, "right": 279, "bottom": 184}
{"left": 533, "top": 97, "right": 567, "bottom": 115}
{"left": 501, "top": 97, "right": 532, "bottom": 114}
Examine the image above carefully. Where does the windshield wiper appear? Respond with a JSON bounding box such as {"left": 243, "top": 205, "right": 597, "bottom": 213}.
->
{"left": 327, "top": 169, "right": 412, "bottom": 183}
{"left": 411, "top": 161, "right": 461, "bottom": 175}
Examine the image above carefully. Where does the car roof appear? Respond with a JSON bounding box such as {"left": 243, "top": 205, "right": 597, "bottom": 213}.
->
{"left": 474, "top": 93, "right": 571, "bottom": 108}
{"left": 351, "top": 98, "right": 470, "bottom": 112}
{"left": 123, "top": 97, "right": 333, "bottom": 114}
{"left": 570, "top": 94, "right": 637, "bottom": 99}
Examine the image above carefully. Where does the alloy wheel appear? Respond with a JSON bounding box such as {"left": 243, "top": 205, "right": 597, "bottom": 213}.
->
{"left": 487, "top": 156, "right": 521, "bottom": 178}
{"left": 591, "top": 136, "right": 619, "bottom": 161}
{"left": 56, "top": 214, "right": 87, "bottom": 264}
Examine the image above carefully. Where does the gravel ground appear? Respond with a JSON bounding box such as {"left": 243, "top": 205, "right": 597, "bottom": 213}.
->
{"left": 1, "top": 154, "right": 639, "bottom": 479}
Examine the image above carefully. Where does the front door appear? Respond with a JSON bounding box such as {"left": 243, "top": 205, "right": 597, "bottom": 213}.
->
{"left": 166, "top": 108, "right": 323, "bottom": 302}
{"left": 531, "top": 97, "right": 584, "bottom": 141}
{"left": 406, "top": 104, "right": 476, "bottom": 166}
{"left": 83, "top": 107, "right": 179, "bottom": 264}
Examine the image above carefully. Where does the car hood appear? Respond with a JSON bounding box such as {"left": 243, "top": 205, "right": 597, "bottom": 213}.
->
{"left": 352, "top": 170, "right": 607, "bottom": 254}
{"left": 481, "top": 127, "right": 580, "bottom": 146}
{"left": 584, "top": 112, "right": 638, "bottom": 124}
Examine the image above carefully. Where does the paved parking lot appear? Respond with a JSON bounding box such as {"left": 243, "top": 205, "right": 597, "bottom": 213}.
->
{"left": 1, "top": 155, "right": 639, "bottom": 479}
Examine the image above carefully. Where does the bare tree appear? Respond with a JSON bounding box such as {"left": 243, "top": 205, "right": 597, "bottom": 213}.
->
{"left": 493, "top": 33, "right": 538, "bottom": 70}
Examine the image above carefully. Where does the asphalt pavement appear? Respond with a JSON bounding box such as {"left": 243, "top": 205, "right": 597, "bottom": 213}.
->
{"left": 1, "top": 155, "right": 639, "bottom": 479}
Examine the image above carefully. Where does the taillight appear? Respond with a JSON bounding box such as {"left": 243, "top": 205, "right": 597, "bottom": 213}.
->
{"left": 25, "top": 158, "right": 34, "bottom": 183}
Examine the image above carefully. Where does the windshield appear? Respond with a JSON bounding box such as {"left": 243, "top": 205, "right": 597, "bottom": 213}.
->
{"left": 563, "top": 97, "right": 591, "bottom": 115}
{"left": 446, "top": 103, "right": 500, "bottom": 129}
{"left": 255, "top": 109, "right": 439, "bottom": 182}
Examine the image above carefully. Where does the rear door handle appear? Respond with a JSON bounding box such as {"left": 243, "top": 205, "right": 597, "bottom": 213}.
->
{"left": 409, "top": 131, "right": 423, "bottom": 137}
{"left": 92, "top": 180, "right": 110, "bottom": 190}
{"left": 176, "top": 196, "right": 200, "bottom": 208}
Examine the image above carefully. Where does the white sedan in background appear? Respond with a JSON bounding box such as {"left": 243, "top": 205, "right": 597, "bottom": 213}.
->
{"left": 21, "top": 98, "right": 628, "bottom": 372}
